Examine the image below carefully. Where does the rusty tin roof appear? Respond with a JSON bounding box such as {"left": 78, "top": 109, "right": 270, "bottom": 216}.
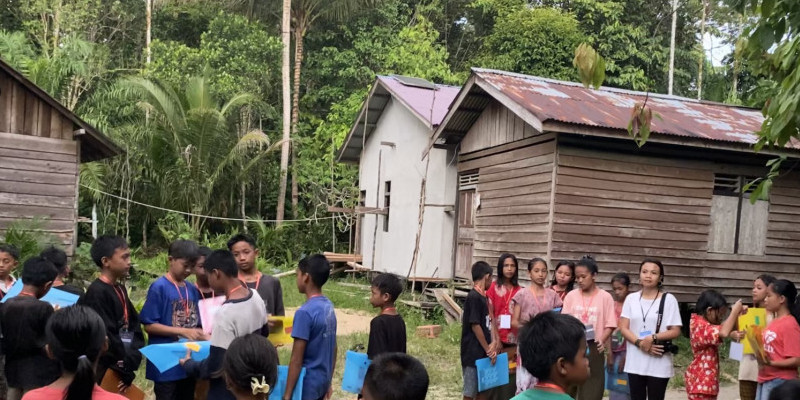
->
{"left": 337, "top": 75, "right": 461, "bottom": 163}
{"left": 433, "top": 68, "right": 800, "bottom": 152}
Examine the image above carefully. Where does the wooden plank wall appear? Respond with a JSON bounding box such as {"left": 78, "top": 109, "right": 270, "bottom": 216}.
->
{"left": 765, "top": 173, "right": 800, "bottom": 257}
{"left": 460, "top": 136, "right": 556, "bottom": 274}
{"left": 551, "top": 145, "right": 800, "bottom": 302}
{"left": 0, "top": 70, "right": 76, "bottom": 140}
{"left": 0, "top": 67, "right": 79, "bottom": 252}
{"left": 460, "top": 100, "right": 540, "bottom": 154}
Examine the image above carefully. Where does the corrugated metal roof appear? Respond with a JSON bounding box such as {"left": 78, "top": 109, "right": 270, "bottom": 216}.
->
{"left": 472, "top": 68, "right": 799, "bottom": 149}
{"left": 380, "top": 75, "right": 461, "bottom": 126}
{"left": 337, "top": 75, "right": 461, "bottom": 163}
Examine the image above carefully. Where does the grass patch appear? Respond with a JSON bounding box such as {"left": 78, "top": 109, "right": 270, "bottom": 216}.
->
{"left": 669, "top": 334, "right": 739, "bottom": 389}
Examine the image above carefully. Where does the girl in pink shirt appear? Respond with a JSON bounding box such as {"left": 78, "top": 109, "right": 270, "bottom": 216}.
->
{"left": 755, "top": 280, "right": 800, "bottom": 400}
{"left": 511, "top": 258, "right": 563, "bottom": 393}
{"left": 562, "top": 255, "right": 617, "bottom": 400}
{"left": 22, "top": 305, "right": 126, "bottom": 400}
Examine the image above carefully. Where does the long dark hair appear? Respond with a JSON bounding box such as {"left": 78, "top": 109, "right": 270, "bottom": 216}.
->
{"left": 770, "top": 280, "right": 800, "bottom": 326}
{"left": 46, "top": 306, "right": 107, "bottom": 400}
{"left": 496, "top": 253, "right": 519, "bottom": 287}
{"left": 550, "top": 260, "right": 575, "bottom": 291}
{"left": 223, "top": 334, "right": 278, "bottom": 397}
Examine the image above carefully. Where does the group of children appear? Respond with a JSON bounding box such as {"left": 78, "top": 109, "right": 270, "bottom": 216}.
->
{"left": 0, "top": 235, "right": 431, "bottom": 400}
{"left": 461, "top": 254, "right": 800, "bottom": 400}
{"left": 4, "top": 235, "right": 800, "bottom": 400}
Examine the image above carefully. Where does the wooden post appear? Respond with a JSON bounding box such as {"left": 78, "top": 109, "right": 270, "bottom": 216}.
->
{"left": 370, "top": 149, "right": 382, "bottom": 270}
{"left": 407, "top": 155, "right": 431, "bottom": 300}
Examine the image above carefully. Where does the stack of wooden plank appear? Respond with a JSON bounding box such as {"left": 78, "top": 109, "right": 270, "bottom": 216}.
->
{"left": 428, "top": 288, "right": 462, "bottom": 324}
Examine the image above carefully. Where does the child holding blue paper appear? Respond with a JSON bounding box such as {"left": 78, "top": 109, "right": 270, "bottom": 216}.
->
{"left": 222, "top": 334, "right": 279, "bottom": 400}
{"left": 180, "top": 250, "right": 267, "bottom": 400}
{"left": 462, "top": 261, "right": 497, "bottom": 400}
{"left": 141, "top": 240, "right": 207, "bottom": 400}
{"left": 607, "top": 273, "right": 631, "bottom": 400}
{"left": 685, "top": 290, "right": 745, "bottom": 400}
{"left": 283, "top": 254, "right": 338, "bottom": 400}
{"left": 1, "top": 256, "right": 60, "bottom": 399}
{"left": 78, "top": 235, "right": 144, "bottom": 393}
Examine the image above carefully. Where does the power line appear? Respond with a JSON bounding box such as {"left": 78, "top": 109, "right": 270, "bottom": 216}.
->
{"left": 80, "top": 184, "right": 339, "bottom": 223}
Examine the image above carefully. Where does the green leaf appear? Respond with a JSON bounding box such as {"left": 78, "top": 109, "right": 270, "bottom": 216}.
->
{"left": 761, "top": 0, "right": 774, "bottom": 18}
{"left": 755, "top": 25, "right": 776, "bottom": 50}
{"left": 592, "top": 56, "right": 606, "bottom": 89}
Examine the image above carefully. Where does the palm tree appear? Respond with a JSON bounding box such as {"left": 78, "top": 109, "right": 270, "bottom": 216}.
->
{"left": 125, "top": 75, "right": 283, "bottom": 231}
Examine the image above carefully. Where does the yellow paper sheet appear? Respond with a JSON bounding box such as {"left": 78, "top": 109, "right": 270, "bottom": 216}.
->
{"left": 268, "top": 315, "right": 294, "bottom": 346}
{"left": 739, "top": 308, "right": 767, "bottom": 354}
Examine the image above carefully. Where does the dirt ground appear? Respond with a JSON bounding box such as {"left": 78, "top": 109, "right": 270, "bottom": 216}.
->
{"left": 285, "top": 307, "right": 373, "bottom": 336}
{"left": 661, "top": 383, "right": 738, "bottom": 400}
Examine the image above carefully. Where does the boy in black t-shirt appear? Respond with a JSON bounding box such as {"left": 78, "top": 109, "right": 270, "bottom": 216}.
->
{"left": 78, "top": 235, "right": 144, "bottom": 392}
{"left": 461, "top": 261, "right": 497, "bottom": 400}
{"left": 1, "top": 256, "right": 60, "bottom": 399}
{"left": 367, "top": 274, "right": 406, "bottom": 359}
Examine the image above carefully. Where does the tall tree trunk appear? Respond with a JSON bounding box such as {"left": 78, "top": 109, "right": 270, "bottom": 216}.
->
{"left": 668, "top": 0, "right": 677, "bottom": 95}
{"left": 52, "top": 0, "right": 61, "bottom": 51}
{"left": 290, "top": 22, "right": 307, "bottom": 219}
{"left": 697, "top": 0, "right": 707, "bottom": 100}
{"left": 145, "top": 0, "right": 152, "bottom": 64}
{"left": 276, "top": 0, "right": 292, "bottom": 225}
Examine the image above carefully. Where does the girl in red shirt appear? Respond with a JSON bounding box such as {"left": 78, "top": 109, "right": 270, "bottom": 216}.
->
{"left": 486, "top": 253, "right": 521, "bottom": 399}
{"left": 685, "top": 290, "right": 745, "bottom": 400}
{"left": 756, "top": 280, "right": 800, "bottom": 400}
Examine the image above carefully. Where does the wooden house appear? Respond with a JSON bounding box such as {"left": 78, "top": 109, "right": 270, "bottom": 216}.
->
{"left": 430, "top": 68, "right": 800, "bottom": 301}
{"left": 337, "top": 75, "right": 460, "bottom": 280}
{"left": 0, "top": 59, "right": 122, "bottom": 254}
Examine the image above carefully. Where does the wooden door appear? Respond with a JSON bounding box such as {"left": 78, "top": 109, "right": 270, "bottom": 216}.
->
{"left": 456, "top": 173, "right": 478, "bottom": 279}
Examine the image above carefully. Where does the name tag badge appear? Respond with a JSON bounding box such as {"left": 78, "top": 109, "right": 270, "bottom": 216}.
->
{"left": 121, "top": 329, "right": 134, "bottom": 350}
{"left": 585, "top": 324, "right": 596, "bottom": 341}
{"left": 499, "top": 314, "right": 511, "bottom": 329}
{"left": 639, "top": 330, "right": 653, "bottom": 339}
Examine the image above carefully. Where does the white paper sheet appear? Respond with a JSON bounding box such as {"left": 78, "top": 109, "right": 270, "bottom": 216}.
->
{"left": 499, "top": 314, "right": 511, "bottom": 329}
{"left": 729, "top": 341, "right": 744, "bottom": 362}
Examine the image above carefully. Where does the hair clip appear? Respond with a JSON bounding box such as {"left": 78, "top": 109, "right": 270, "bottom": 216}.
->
{"left": 251, "top": 376, "right": 270, "bottom": 395}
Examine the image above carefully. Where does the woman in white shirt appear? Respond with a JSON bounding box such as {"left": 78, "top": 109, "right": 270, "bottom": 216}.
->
{"left": 618, "top": 259, "right": 683, "bottom": 400}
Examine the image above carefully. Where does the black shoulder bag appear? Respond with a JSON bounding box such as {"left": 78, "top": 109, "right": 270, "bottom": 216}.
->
{"left": 654, "top": 292, "right": 679, "bottom": 355}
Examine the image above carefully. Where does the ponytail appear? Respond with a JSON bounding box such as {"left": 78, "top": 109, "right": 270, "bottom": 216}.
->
{"left": 66, "top": 355, "right": 97, "bottom": 400}
{"left": 770, "top": 280, "right": 800, "bottom": 327}
{"left": 45, "top": 306, "right": 107, "bottom": 400}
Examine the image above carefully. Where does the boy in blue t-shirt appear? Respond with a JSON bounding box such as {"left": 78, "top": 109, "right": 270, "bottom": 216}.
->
{"left": 141, "top": 240, "right": 207, "bottom": 400}
{"left": 283, "top": 254, "right": 338, "bottom": 400}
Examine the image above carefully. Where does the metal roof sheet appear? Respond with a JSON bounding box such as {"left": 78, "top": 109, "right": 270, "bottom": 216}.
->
{"left": 470, "top": 68, "right": 800, "bottom": 149}
{"left": 336, "top": 76, "right": 461, "bottom": 163}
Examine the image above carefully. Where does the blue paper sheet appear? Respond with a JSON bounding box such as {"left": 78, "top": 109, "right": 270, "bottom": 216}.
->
{"left": 341, "top": 351, "right": 371, "bottom": 394}
{"left": 139, "top": 341, "right": 210, "bottom": 373}
{"left": 475, "top": 352, "right": 509, "bottom": 392}
{"left": 1, "top": 280, "right": 79, "bottom": 307}
{"left": 269, "top": 366, "right": 305, "bottom": 400}
{"left": 605, "top": 358, "right": 630, "bottom": 394}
